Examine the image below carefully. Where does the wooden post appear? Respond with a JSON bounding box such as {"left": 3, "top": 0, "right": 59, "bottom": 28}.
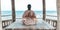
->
{"left": 42, "top": 0, "right": 46, "bottom": 20}
{"left": 11, "top": 0, "right": 16, "bottom": 22}
{"left": 0, "top": 0, "right": 2, "bottom": 30}
{"left": 57, "top": 0, "right": 60, "bottom": 30}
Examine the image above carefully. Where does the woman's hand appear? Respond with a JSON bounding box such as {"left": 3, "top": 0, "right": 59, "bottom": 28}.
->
{"left": 33, "top": 18, "right": 37, "bottom": 22}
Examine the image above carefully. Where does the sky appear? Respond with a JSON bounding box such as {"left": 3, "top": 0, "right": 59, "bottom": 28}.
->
{"left": 1, "top": 0, "right": 57, "bottom": 11}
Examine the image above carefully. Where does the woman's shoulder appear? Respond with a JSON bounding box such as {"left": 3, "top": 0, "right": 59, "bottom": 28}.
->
{"left": 25, "top": 10, "right": 34, "bottom": 13}
{"left": 30, "top": 10, "right": 34, "bottom": 12}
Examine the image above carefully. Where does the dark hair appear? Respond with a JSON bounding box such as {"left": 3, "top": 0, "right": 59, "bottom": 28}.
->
{"left": 27, "top": 4, "right": 31, "bottom": 10}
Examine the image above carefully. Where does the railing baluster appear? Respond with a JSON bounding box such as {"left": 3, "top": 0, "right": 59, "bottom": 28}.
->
{"left": 46, "top": 19, "right": 57, "bottom": 29}
{"left": 2, "top": 19, "right": 12, "bottom": 28}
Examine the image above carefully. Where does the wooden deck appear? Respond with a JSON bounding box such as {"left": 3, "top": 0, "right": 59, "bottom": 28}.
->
{"left": 4, "top": 19, "right": 55, "bottom": 30}
{"left": 2, "top": 15, "right": 57, "bottom": 30}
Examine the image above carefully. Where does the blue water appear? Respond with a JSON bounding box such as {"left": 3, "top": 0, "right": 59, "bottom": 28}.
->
{"left": 1, "top": 11, "right": 57, "bottom": 20}
{"left": 1, "top": 11, "right": 57, "bottom": 15}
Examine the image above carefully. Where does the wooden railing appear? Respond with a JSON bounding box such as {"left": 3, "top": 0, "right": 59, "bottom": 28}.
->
{"left": 46, "top": 15, "right": 57, "bottom": 17}
{"left": 2, "top": 15, "right": 57, "bottom": 29}
{"left": 2, "top": 19, "right": 12, "bottom": 28}
{"left": 46, "top": 15, "right": 57, "bottom": 30}
{"left": 1, "top": 15, "right": 12, "bottom": 28}
{"left": 46, "top": 19, "right": 57, "bottom": 28}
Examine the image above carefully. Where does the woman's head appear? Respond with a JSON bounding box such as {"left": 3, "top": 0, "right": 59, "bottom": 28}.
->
{"left": 27, "top": 4, "right": 31, "bottom": 10}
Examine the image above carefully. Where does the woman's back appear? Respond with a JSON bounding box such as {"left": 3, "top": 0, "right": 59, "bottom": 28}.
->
{"left": 23, "top": 10, "right": 36, "bottom": 19}
{"left": 22, "top": 10, "right": 37, "bottom": 25}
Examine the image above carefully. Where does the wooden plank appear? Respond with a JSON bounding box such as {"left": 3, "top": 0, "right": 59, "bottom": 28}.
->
{"left": 6, "top": 28, "right": 49, "bottom": 30}
{"left": 2, "top": 19, "right": 12, "bottom": 22}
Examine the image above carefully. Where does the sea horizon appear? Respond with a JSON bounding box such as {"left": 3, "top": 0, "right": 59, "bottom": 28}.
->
{"left": 1, "top": 11, "right": 57, "bottom": 20}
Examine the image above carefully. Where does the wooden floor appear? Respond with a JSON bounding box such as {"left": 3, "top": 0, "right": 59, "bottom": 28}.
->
{"left": 3, "top": 19, "right": 56, "bottom": 30}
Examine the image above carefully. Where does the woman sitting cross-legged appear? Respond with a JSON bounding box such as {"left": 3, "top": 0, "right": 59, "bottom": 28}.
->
{"left": 22, "top": 4, "right": 37, "bottom": 25}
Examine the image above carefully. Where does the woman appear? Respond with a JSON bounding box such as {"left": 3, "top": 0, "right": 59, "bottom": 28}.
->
{"left": 22, "top": 4, "right": 37, "bottom": 25}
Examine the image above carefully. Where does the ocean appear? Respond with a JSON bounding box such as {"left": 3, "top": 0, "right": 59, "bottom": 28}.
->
{"left": 1, "top": 11, "right": 57, "bottom": 20}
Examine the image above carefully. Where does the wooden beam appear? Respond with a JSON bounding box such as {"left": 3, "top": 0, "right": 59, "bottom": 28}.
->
{"left": 11, "top": 0, "right": 16, "bottom": 22}
{"left": 57, "top": 0, "right": 60, "bottom": 30}
{"left": 42, "top": 0, "right": 46, "bottom": 20}
{"left": 0, "top": 0, "right": 2, "bottom": 30}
